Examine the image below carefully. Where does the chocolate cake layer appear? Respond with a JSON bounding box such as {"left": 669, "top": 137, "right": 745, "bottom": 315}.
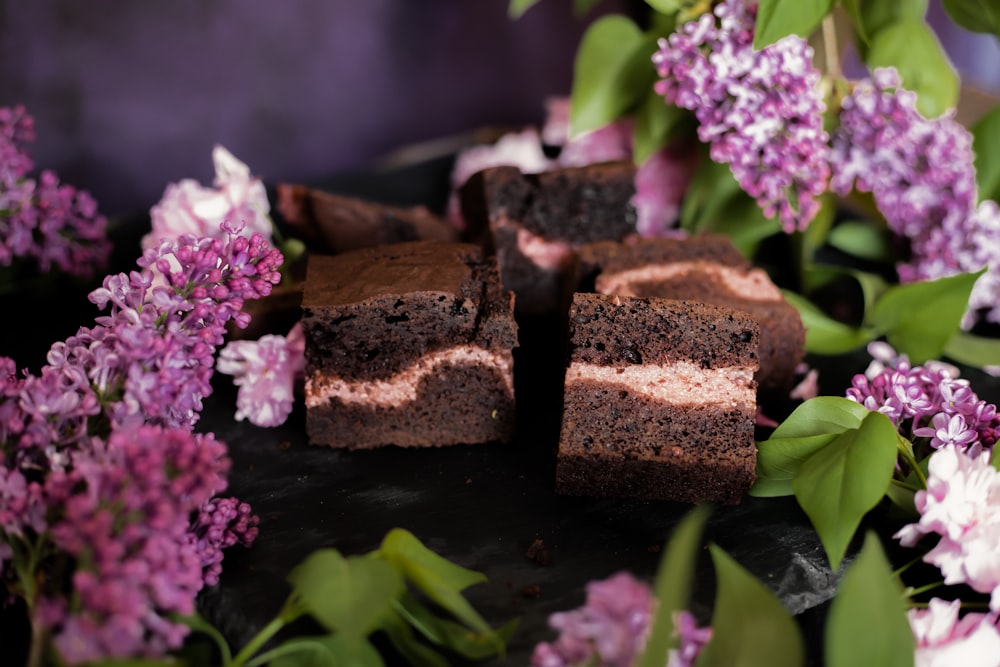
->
{"left": 580, "top": 235, "right": 805, "bottom": 395}
{"left": 556, "top": 293, "right": 759, "bottom": 505}
{"left": 302, "top": 241, "right": 517, "bottom": 448}
{"left": 465, "top": 162, "right": 638, "bottom": 315}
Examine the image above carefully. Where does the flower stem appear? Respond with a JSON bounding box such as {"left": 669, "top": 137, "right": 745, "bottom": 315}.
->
{"left": 906, "top": 580, "right": 945, "bottom": 598}
{"left": 27, "top": 605, "right": 48, "bottom": 667}
{"left": 822, "top": 13, "right": 841, "bottom": 80}
{"left": 896, "top": 434, "right": 928, "bottom": 489}
{"left": 229, "top": 597, "right": 305, "bottom": 667}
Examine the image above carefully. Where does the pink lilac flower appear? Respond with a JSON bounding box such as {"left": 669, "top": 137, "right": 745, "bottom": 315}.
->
{"left": 846, "top": 343, "right": 998, "bottom": 453}
{"left": 530, "top": 571, "right": 710, "bottom": 667}
{"left": 143, "top": 145, "right": 272, "bottom": 251}
{"left": 829, "top": 67, "right": 1000, "bottom": 326}
{"left": 216, "top": 322, "right": 305, "bottom": 427}
{"left": 895, "top": 446, "right": 1000, "bottom": 612}
{"left": 43, "top": 426, "right": 230, "bottom": 663}
{"left": 909, "top": 598, "right": 1000, "bottom": 667}
{"left": 0, "top": 105, "right": 109, "bottom": 278}
{"left": 632, "top": 145, "right": 695, "bottom": 238}
{"left": 542, "top": 97, "right": 633, "bottom": 167}
{"left": 189, "top": 496, "right": 260, "bottom": 587}
{"left": 652, "top": 0, "right": 829, "bottom": 233}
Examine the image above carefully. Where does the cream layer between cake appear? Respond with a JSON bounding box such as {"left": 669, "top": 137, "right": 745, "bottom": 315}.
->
{"left": 596, "top": 262, "right": 783, "bottom": 301}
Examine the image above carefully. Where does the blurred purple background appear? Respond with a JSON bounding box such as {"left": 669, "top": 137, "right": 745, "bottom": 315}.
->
{"left": 1, "top": 0, "right": 997, "bottom": 217}
{"left": 0, "top": 0, "right": 628, "bottom": 214}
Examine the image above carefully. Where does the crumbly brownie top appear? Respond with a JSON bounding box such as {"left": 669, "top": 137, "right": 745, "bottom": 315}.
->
{"left": 567, "top": 293, "right": 759, "bottom": 371}
{"left": 476, "top": 163, "right": 638, "bottom": 244}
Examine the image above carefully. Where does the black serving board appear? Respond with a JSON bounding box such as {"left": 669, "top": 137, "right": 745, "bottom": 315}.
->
{"left": 4, "top": 155, "right": 999, "bottom": 666}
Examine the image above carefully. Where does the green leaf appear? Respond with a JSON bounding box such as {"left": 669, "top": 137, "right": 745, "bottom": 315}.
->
{"left": 856, "top": 0, "right": 929, "bottom": 44}
{"left": 696, "top": 546, "right": 805, "bottom": 667}
{"left": 825, "top": 533, "right": 914, "bottom": 667}
{"left": 645, "top": 0, "right": 683, "bottom": 12}
{"left": 392, "top": 593, "right": 516, "bottom": 661}
{"left": 379, "top": 529, "right": 495, "bottom": 641}
{"left": 826, "top": 220, "right": 894, "bottom": 262}
{"left": 884, "top": 480, "right": 918, "bottom": 517}
{"left": 943, "top": 330, "right": 1000, "bottom": 372}
{"left": 942, "top": 0, "right": 1000, "bottom": 37}
{"left": 287, "top": 549, "right": 404, "bottom": 639}
{"left": 270, "top": 636, "right": 384, "bottom": 667}
{"left": 781, "top": 291, "right": 875, "bottom": 355}
{"left": 973, "top": 105, "right": 1000, "bottom": 203}
{"left": 573, "top": 0, "right": 604, "bottom": 16}
{"left": 841, "top": 0, "right": 868, "bottom": 44}
{"left": 378, "top": 608, "right": 451, "bottom": 667}
{"left": 636, "top": 506, "right": 710, "bottom": 667}
{"left": 753, "top": 0, "right": 834, "bottom": 49}
{"left": 865, "top": 18, "right": 958, "bottom": 118}
{"left": 632, "top": 91, "right": 692, "bottom": 164}
{"left": 175, "top": 613, "right": 232, "bottom": 665}
{"left": 752, "top": 434, "right": 839, "bottom": 497}
{"left": 993, "top": 448, "right": 1000, "bottom": 472}
{"left": 570, "top": 16, "right": 658, "bottom": 136}
{"left": 869, "top": 269, "right": 985, "bottom": 364}
{"left": 508, "top": 0, "right": 542, "bottom": 19}
{"left": 770, "top": 396, "right": 871, "bottom": 439}
{"left": 792, "top": 411, "right": 900, "bottom": 569}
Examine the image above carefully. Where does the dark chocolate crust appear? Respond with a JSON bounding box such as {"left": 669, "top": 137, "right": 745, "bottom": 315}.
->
{"left": 302, "top": 241, "right": 517, "bottom": 448}
{"left": 579, "top": 234, "right": 805, "bottom": 395}
{"left": 556, "top": 293, "right": 759, "bottom": 505}
{"left": 277, "top": 184, "right": 457, "bottom": 254}
{"left": 465, "top": 162, "right": 638, "bottom": 315}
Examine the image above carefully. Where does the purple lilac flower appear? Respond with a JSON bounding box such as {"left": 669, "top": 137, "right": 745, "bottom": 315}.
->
{"left": 189, "top": 496, "right": 260, "bottom": 587}
{"left": 829, "top": 68, "right": 1000, "bottom": 326}
{"left": 908, "top": 598, "right": 1000, "bottom": 666}
{"left": 0, "top": 105, "right": 110, "bottom": 278}
{"left": 895, "top": 446, "right": 1000, "bottom": 614}
{"left": 846, "top": 343, "right": 999, "bottom": 454}
{"left": 530, "top": 571, "right": 710, "bottom": 667}
{"left": 652, "top": 0, "right": 830, "bottom": 233}
{"left": 44, "top": 426, "right": 229, "bottom": 663}
{"left": 216, "top": 321, "right": 305, "bottom": 427}
{"left": 632, "top": 145, "right": 696, "bottom": 238}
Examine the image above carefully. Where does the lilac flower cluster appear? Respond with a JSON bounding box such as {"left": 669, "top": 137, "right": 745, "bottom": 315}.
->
{"left": 216, "top": 321, "right": 305, "bottom": 427}
{"left": 829, "top": 67, "right": 1000, "bottom": 326}
{"left": 909, "top": 598, "right": 1000, "bottom": 665}
{"left": 531, "top": 571, "right": 710, "bottom": 667}
{"left": 43, "top": 426, "right": 229, "bottom": 662}
{"left": 0, "top": 105, "right": 110, "bottom": 278}
{"left": 652, "top": 0, "right": 830, "bottom": 233}
{"left": 845, "top": 343, "right": 998, "bottom": 455}
{"left": 190, "top": 496, "right": 260, "bottom": 587}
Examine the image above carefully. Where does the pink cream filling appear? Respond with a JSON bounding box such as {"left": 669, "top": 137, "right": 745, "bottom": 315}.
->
{"left": 565, "top": 360, "right": 755, "bottom": 411}
{"left": 494, "top": 216, "right": 574, "bottom": 270}
{"left": 306, "top": 345, "right": 514, "bottom": 408}
{"left": 597, "top": 262, "right": 783, "bottom": 301}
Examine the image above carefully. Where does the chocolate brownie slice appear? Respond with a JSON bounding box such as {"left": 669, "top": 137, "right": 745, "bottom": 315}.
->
{"left": 302, "top": 241, "right": 517, "bottom": 448}
{"left": 556, "top": 293, "right": 760, "bottom": 505}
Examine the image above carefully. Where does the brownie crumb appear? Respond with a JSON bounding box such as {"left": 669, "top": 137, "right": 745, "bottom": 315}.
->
{"left": 525, "top": 537, "right": 551, "bottom": 566}
{"left": 278, "top": 441, "right": 292, "bottom": 451}
{"left": 522, "top": 584, "right": 542, "bottom": 598}
{"left": 647, "top": 544, "right": 662, "bottom": 554}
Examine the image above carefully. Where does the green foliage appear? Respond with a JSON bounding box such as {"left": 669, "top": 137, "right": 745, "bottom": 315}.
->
{"left": 635, "top": 506, "right": 709, "bottom": 667}
{"left": 865, "top": 18, "right": 959, "bottom": 118}
{"left": 696, "top": 546, "right": 805, "bottom": 667}
{"left": 792, "top": 411, "right": 900, "bottom": 569}
{"left": 942, "top": 0, "right": 1000, "bottom": 38}
{"left": 507, "top": 0, "right": 542, "bottom": 19}
{"left": 943, "top": 330, "right": 1000, "bottom": 370}
{"left": 826, "top": 221, "right": 894, "bottom": 263}
{"left": 632, "top": 90, "right": 692, "bottom": 164}
{"left": 973, "top": 105, "right": 1000, "bottom": 203}
{"left": 854, "top": 0, "right": 929, "bottom": 41}
{"left": 825, "top": 533, "right": 914, "bottom": 667}
{"left": 753, "top": 0, "right": 834, "bottom": 49}
{"left": 569, "top": 16, "right": 658, "bottom": 137}
{"left": 781, "top": 291, "right": 874, "bottom": 355}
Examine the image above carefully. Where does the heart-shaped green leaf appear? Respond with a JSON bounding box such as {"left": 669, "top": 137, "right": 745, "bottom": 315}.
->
{"left": 695, "top": 545, "right": 805, "bottom": 667}
{"left": 771, "top": 396, "right": 871, "bottom": 439}
{"left": 869, "top": 269, "right": 985, "bottom": 363}
{"left": 825, "top": 533, "right": 914, "bottom": 667}
{"left": 752, "top": 433, "right": 839, "bottom": 497}
{"left": 287, "top": 549, "right": 403, "bottom": 640}
{"left": 636, "top": 506, "right": 710, "bottom": 667}
{"left": 792, "top": 411, "right": 899, "bottom": 569}
{"left": 753, "top": 0, "right": 834, "bottom": 49}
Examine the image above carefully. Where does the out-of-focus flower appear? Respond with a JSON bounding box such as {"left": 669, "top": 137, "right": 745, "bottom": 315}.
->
{"left": 216, "top": 322, "right": 305, "bottom": 427}
{"left": 632, "top": 145, "right": 695, "bottom": 238}
{"left": 652, "top": 0, "right": 829, "bottom": 233}
{"left": 143, "top": 145, "right": 272, "bottom": 250}
{"left": 895, "top": 446, "right": 1000, "bottom": 612}
{"left": 909, "top": 598, "right": 1000, "bottom": 667}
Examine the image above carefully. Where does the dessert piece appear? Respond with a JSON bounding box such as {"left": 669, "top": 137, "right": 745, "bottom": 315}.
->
{"left": 556, "top": 293, "right": 760, "bottom": 505}
{"left": 578, "top": 234, "right": 805, "bottom": 395}
{"left": 277, "top": 184, "right": 457, "bottom": 254}
{"left": 301, "top": 241, "right": 517, "bottom": 448}
{"left": 463, "top": 162, "right": 638, "bottom": 315}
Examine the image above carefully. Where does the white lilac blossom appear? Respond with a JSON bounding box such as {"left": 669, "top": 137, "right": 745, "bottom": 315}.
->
{"left": 895, "top": 446, "right": 1000, "bottom": 613}
{"left": 0, "top": 105, "right": 110, "bottom": 278}
{"left": 143, "top": 145, "right": 272, "bottom": 251}
{"left": 909, "top": 598, "right": 1000, "bottom": 667}
{"left": 530, "top": 571, "right": 710, "bottom": 667}
{"left": 830, "top": 67, "right": 1000, "bottom": 326}
{"left": 216, "top": 322, "right": 305, "bottom": 427}
{"left": 652, "top": 0, "right": 829, "bottom": 233}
